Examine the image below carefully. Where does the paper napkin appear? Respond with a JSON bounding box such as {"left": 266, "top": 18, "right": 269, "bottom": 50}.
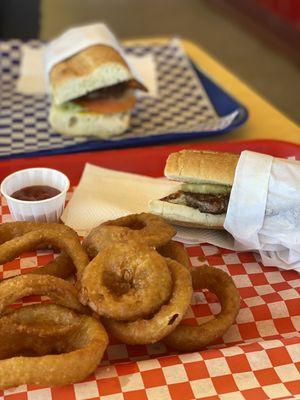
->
{"left": 61, "top": 164, "right": 180, "bottom": 236}
{"left": 15, "top": 46, "right": 47, "bottom": 94}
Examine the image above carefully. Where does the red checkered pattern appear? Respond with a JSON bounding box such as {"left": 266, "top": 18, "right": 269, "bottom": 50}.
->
{"left": 0, "top": 194, "right": 299, "bottom": 400}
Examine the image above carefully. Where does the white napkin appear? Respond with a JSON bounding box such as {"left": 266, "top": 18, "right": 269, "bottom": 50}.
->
{"left": 16, "top": 23, "right": 157, "bottom": 97}
{"left": 61, "top": 164, "right": 180, "bottom": 236}
{"left": 16, "top": 46, "right": 47, "bottom": 94}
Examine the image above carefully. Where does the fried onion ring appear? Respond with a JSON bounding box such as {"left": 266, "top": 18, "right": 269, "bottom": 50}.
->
{"left": 80, "top": 241, "right": 173, "bottom": 321}
{"left": 0, "top": 304, "right": 108, "bottom": 389}
{"left": 28, "top": 253, "right": 75, "bottom": 279}
{"left": 103, "top": 258, "right": 192, "bottom": 344}
{"left": 83, "top": 213, "right": 176, "bottom": 257}
{"left": 164, "top": 266, "right": 240, "bottom": 351}
{"left": 0, "top": 222, "right": 75, "bottom": 278}
{"left": 0, "top": 274, "right": 87, "bottom": 314}
{"left": 1, "top": 303, "right": 80, "bottom": 338}
{"left": 0, "top": 222, "right": 89, "bottom": 278}
{"left": 157, "top": 241, "right": 191, "bottom": 269}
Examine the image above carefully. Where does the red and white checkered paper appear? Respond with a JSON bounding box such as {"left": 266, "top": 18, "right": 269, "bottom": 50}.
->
{"left": 0, "top": 193, "right": 299, "bottom": 400}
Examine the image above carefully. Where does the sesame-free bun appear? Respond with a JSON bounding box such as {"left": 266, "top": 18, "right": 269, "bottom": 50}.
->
{"left": 165, "top": 150, "right": 240, "bottom": 186}
{"left": 50, "top": 45, "right": 133, "bottom": 105}
{"left": 49, "top": 104, "right": 130, "bottom": 138}
{"left": 149, "top": 199, "right": 225, "bottom": 229}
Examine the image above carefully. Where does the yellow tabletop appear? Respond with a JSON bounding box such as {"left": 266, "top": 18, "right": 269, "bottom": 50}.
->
{"left": 126, "top": 37, "right": 300, "bottom": 144}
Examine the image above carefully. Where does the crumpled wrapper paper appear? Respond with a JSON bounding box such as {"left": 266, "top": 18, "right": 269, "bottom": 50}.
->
{"left": 225, "top": 150, "right": 300, "bottom": 272}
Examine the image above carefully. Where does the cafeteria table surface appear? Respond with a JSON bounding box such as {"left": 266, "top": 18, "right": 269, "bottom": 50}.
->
{"left": 0, "top": 37, "right": 300, "bottom": 400}
{"left": 127, "top": 37, "right": 300, "bottom": 144}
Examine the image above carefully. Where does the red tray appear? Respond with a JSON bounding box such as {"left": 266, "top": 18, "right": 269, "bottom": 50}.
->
{"left": 1, "top": 139, "right": 299, "bottom": 184}
{"left": 1, "top": 139, "right": 300, "bottom": 400}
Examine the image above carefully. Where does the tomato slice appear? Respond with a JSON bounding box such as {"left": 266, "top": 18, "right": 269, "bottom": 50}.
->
{"left": 74, "top": 93, "right": 136, "bottom": 114}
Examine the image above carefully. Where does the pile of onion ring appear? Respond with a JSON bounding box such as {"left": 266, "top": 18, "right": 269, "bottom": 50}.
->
{"left": 0, "top": 274, "right": 108, "bottom": 389}
{"left": 80, "top": 213, "right": 240, "bottom": 348}
{"left": 0, "top": 214, "right": 240, "bottom": 389}
{"left": 0, "top": 222, "right": 107, "bottom": 389}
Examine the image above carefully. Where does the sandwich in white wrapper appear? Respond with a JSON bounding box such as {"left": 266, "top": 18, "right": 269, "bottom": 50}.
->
{"left": 150, "top": 148, "right": 300, "bottom": 271}
{"left": 46, "top": 23, "right": 147, "bottom": 138}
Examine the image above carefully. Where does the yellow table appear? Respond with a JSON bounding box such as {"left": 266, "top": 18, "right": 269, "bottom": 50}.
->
{"left": 127, "top": 38, "right": 300, "bottom": 143}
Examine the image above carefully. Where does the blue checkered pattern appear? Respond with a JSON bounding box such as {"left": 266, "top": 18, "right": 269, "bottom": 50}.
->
{"left": 0, "top": 39, "right": 240, "bottom": 157}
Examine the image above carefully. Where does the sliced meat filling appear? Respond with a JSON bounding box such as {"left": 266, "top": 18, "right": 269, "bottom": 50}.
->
{"left": 161, "top": 191, "right": 230, "bottom": 215}
{"left": 75, "top": 79, "right": 147, "bottom": 102}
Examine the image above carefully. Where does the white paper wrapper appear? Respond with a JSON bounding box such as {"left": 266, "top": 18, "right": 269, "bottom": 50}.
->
{"left": 225, "top": 150, "right": 300, "bottom": 272}
{"left": 44, "top": 23, "right": 144, "bottom": 87}
{"left": 173, "top": 226, "right": 236, "bottom": 248}
{"left": 225, "top": 150, "right": 273, "bottom": 250}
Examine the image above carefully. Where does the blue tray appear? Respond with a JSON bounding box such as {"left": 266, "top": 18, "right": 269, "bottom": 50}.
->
{"left": 0, "top": 38, "right": 248, "bottom": 160}
{"left": 3, "top": 64, "right": 248, "bottom": 160}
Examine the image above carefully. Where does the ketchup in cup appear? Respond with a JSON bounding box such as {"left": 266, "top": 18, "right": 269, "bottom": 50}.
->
{"left": 0, "top": 168, "right": 70, "bottom": 222}
{"left": 11, "top": 185, "right": 61, "bottom": 201}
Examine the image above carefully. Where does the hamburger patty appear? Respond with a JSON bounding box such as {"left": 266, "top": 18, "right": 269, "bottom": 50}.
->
{"left": 162, "top": 191, "right": 230, "bottom": 214}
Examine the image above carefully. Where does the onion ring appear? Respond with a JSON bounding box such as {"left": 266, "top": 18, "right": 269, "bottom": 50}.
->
{"left": 79, "top": 241, "right": 173, "bottom": 321}
{"left": 0, "top": 274, "right": 87, "bottom": 314}
{"left": 1, "top": 303, "right": 80, "bottom": 338}
{"left": 103, "top": 258, "right": 192, "bottom": 344}
{"left": 157, "top": 241, "right": 190, "bottom": 269}
{"left": 164, "top": 266, "right": 240, "bottom": 351}
{"left": 0, "top": 222, "right": 75, "bottom": 278}
{"left": 83, "top": 213, "right": 176, "bottom": 257}
{"left": 0, "top": 222, "right": 89, "bottom": 278}
{"left": 0, "top": 304, "right": 108, "bottom": 389}
{"left": 29, "top": 253, "right": 75, "bottom": 279}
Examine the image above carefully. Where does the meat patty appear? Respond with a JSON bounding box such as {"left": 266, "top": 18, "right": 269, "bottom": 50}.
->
{"left": 162, "top": 191, "right": 230, "bottom": 215}
{"left": 184, "top": 192, "right": 229, "bottom": 214}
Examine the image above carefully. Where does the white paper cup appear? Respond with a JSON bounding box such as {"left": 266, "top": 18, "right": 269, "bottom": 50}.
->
{"left": 0, "top": 168, "right": 70, "bottom": 222}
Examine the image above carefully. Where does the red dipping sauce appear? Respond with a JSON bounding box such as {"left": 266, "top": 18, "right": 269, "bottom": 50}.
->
{"left": 11, "top": 185, "right": 61, "bottom": 201}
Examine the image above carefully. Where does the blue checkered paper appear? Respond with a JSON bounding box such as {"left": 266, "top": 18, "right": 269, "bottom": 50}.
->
{"left": 0, "top": 39, "right": 244, "bottom": 158}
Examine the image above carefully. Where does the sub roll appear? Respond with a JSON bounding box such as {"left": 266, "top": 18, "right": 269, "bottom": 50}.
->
{"left": 149, "top": 150, "right": 240, "bottom": 229}
{"left": 48, "top": 45, "right": 146, "bottom": 138}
